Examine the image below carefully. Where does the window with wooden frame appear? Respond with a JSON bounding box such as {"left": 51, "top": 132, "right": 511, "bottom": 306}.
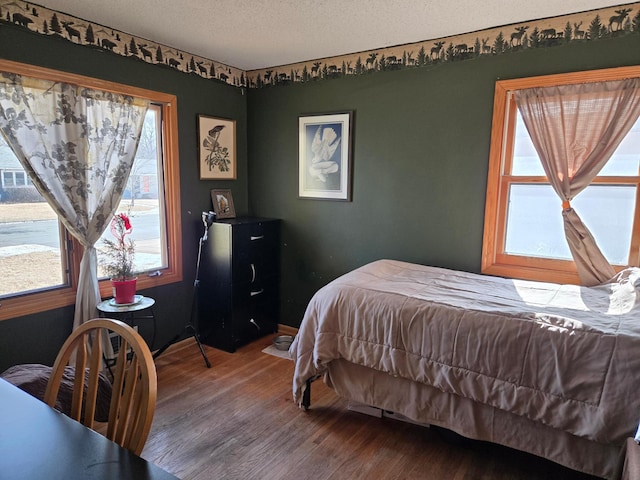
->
{"left": 0, "top": 60, "right": 182, "bottom": 321}
{"left": 482, "top": 66, "right": 640, "bottom": 285}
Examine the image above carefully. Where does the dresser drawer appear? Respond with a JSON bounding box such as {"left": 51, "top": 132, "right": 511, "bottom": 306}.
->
{"left": 231, "top": 279, "right": 279, "bottom": 344}
{"left": 231, "top": 220, "right": 280, "bottom": 283}
{"left": 232, "top": 276, "right": 279, "bottom": 312}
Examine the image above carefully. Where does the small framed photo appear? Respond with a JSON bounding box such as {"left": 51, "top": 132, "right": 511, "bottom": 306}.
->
{"left": 198, "top": 115, "right": 236, "bottom": 180}
{"left": 299, "top": 111, "right": 353, "bottom": 201}
{"left": 211, "top": 189, "right": 236, "bottom": 219}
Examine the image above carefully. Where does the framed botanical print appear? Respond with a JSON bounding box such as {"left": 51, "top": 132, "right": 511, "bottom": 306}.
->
{"left": 198, "top": 115, "right": 236, "bottom": 180}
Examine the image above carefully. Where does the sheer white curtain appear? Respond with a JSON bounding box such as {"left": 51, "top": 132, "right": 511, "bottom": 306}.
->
{"left": 514, "top": 79, "right": 640, "bottom": 286}
{"left": 0, "top": 71, "right": 148, "bottom": 328}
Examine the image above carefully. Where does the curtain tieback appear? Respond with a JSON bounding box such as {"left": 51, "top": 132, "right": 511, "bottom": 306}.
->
{"left": 562, "top": 200, "right": 571, "bottom": 210}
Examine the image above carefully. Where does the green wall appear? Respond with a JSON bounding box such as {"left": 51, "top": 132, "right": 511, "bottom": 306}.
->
{"left": 0, "top": 24, "right": 248, "bottom": 371}
{"left": 247, "top": 34, "right": 640, "bottom": 327}
{"left": 0, "top": 20, "right": 639, "bottom": 370}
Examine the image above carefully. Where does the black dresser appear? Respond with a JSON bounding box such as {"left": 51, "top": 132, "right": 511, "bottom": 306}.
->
{"left": 199, "top": 217, "right": 280, "bottom": 352}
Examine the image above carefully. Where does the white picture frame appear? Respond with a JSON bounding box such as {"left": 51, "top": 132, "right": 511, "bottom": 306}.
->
{"left": 298, "top": 111, "right": 353, "bottom": 201}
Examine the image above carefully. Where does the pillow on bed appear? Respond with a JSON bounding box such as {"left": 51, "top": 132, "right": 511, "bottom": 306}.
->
{"left": 610, "top": 267, "right": 640, "bottom": 287}
{"left": 598, "top": 267, "right": 640, "bottom": 314}
{"left": 0, "top": 363, "right": 112, "bottom": 422}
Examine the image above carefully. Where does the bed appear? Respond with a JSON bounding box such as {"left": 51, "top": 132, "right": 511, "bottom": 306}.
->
{"left": 290, "top": 259, "right": 640, "bottom": 479}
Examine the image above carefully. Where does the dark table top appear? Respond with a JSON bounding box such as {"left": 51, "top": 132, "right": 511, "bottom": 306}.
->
{"left": 0, "top": 378, "right": 178, "bottom": 480}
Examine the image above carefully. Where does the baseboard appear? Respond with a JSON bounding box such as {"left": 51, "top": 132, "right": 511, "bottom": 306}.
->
{"left": 152, "top": 337, "right": 193, "bottom": 355}
{"left": 155, "top": 324, "right": 298, "bottom": 356}
{"left": 277, "top": 324, "right": 298, "bottom": 336}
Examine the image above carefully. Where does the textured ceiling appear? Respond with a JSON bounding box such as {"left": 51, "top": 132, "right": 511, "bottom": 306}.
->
{"left": 33, "top": 0, "right": 636, "bottom": 70}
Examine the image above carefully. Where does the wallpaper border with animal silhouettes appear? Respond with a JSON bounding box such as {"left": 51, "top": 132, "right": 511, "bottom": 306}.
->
{"left": 0, "top": 0, "right": 247, "bottom": 87}
{"left": 1, "top": 1, "right": 639, "bottom": 89}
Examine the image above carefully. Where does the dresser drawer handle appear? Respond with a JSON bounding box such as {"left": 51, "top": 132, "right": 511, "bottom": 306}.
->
{"left": 250, "top": 288, "right": 264, "bottom": 297}
{"left": 250, "top": 319, "right": 261, "bottom": 331}
{"left": 250, "top": 263, "right": 256, "bottom": 283}
{"left": 250, "top": 235, "right": 264, "bottom": 241}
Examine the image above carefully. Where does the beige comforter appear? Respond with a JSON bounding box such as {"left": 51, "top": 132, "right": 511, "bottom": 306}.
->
{"left": 291, "top": 259, "right": 640, "bottom": 445}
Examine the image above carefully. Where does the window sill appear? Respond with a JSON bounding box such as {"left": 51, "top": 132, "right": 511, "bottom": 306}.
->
{"left": 481, "top": 255, "right": 581, "bottom": 285}
{"left": 0, "top": 268, "right": 182, "bottom": 322}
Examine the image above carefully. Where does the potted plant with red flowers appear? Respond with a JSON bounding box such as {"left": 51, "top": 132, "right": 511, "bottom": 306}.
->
{"left": 102, "top": 212, "right": 137, "bottom": 304}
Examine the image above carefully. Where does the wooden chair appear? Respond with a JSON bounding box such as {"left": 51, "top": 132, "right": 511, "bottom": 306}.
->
{"left": 44, "top": 318, "right": 157, "bottom": 455}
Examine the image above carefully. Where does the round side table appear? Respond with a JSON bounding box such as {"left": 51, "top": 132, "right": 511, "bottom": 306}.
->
{"left": 96, "top": 295, "right": 157, "bottom": 349}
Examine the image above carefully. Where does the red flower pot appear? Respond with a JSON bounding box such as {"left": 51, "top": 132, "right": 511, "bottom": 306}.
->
{"left": 111, "top": 278, "right": 137, "bottom": 305}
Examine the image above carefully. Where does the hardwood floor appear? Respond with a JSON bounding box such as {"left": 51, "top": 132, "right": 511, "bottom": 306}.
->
{"left": 142, "top": 336, "right": 602, "bottom": 480}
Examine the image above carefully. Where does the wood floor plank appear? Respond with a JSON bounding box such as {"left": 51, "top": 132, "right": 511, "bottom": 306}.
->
{"left": 141, "top": 336, "right": 602, "bottom": 480}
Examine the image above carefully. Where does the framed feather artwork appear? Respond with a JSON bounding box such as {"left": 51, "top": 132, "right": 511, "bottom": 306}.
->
{"left": 298, "top": 111, "right": 353, "bottom": 200}
{"left": 198, "top": 115, "right": 236, "bottom": 180}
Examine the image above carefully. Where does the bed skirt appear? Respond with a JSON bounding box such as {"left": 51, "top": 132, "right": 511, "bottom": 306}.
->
{"left": 324, "top": 359, "right": 621, "bottom": 479}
